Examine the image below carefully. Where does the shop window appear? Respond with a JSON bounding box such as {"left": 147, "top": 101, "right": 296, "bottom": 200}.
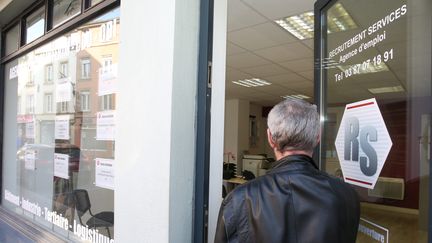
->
{"left": 52, "top": 0, "right": 83, "bottom": 28}
{"left": 2, "top": 7, "right": 119, "bottom": 242}
{"left": 26, "top": 6, "right": 45, "bottom": 44}
{"left": 5, "top": 24, "right": 20, "bottom": 56}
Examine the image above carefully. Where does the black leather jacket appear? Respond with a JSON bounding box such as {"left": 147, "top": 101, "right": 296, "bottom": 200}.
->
{"left": 215, "top": 155, "right": 360, "bottom": 243}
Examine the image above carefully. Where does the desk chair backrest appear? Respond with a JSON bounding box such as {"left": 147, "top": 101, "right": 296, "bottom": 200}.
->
{"left": 73, "top": 189, "right": 92, "bottom": 222}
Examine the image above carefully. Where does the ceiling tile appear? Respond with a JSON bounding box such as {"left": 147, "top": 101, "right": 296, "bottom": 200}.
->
{"left": 279, "top": 58, "right": 313, "bottom": 72}
{"left": 254, "top": 42, "right": 313, "bottom": 63}
{"left": 228, "top": 22, "right": 297, "bottom": 51}
{"left": 226, "top": 67, "right": 253, "bottom": 81}
{"left": 264, "top": 72, "right": 309, "bottom": 84}
{"left": 242, "top": 0, "right": 315, "bottom": 20}
{"left": 226, "top": 52, "right": 272, "bottom": 69}
{"left": 239, "top": 64, "right": 291, "bottom": 77}
{"left": 227, "top": 0, "right": 268, "bottom": 32}
{"left": 297, "top": 70, "right": 314, "bottom": 80}
{"left": 226, "top": 42, "right": 248, "bottom": 56}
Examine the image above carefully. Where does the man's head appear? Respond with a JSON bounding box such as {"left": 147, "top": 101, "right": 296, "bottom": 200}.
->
{"left": 267, "top": 99, "right": 320, "bottom": 156}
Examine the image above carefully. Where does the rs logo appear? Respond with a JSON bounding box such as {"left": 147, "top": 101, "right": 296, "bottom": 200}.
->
{"left": 344, "top": 117, "right": 377, "bottom": 176}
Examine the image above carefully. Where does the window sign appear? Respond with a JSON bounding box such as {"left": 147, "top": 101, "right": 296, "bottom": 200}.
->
{"left": 54, "top": 153, "right": 69, "bottom": 179}
{"left": 95, "top": 158, "right": 114, "bottom": 190}
{"left": 96, "top": 110, "right": 115, "bottom": 141}
{"left": 55, "top": 115, "right": 70, "bottom": 140}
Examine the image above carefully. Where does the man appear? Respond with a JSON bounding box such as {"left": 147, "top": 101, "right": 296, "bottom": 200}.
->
{"left": 215, "top": 99, "right": 360, "bottom": 243}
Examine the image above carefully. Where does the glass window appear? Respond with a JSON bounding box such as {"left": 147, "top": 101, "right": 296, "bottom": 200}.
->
{"left": 45, "top": 64, "right": 53, "bottom": 83}
{"left": 26, "top": 6, "right": 45, "bottom": 44}
{"left": 79, "top": 91, "right": 90, "bottom": 111}
{"left": 52, "top": 0, "right": 83, "bottom": 28}
{"left": 59, "top": 62, "right": 69, "bottom": 78}
{"left": 91, "top": 0, "right": 104, "bottom": 7}
{"left": 2, "top": 8, "right": 119, "bottom": 242}
{"left": 319, "top": 0, "right": 431, "bottom": 242}
{"left": 44, "top": 93, "right": 53, "bottom": 113}
{"left": 5, "top": 24, "right": 20, "bottom": 56}
{"left": 26, "top": 95, "right": 35, "bottom": 114}
{"left": 80, "top": 58, "right": 91, "bottom": 79}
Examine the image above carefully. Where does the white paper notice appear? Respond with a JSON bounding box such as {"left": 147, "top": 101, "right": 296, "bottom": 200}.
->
{"left": 55, "top": 115, "right": 70, "bottom": 140}
{"left": 56, "top": 81, "right": 72, "bottom": 102}
{"left": 24, "top": 150, "right": 36, "bottom": 170}
{"left": 54, "top": 153, "right": 69, "bottom": 179}
{"left": 98, "top": 64, "right": 117, "bottom": 96}
{"left": 96, "top": 111, "right": 115, "bottom": 141}
{"left": 26, "top": 122, "right": 35, "bottom": 139}
{"left": 95, "top": 158, "right": 114, "bottom": 190}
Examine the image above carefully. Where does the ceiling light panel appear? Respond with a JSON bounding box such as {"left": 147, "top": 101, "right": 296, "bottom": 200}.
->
{"left": 281, "top": 94, "right": 310, "bottom": 100}
{"left": 232, "top": 78, "right": 272, "bottom": 88}
{"left": 275, "top": 3, "right": 357, "bottom": 40}
{"left": 368, "top": 85, "right": 405, "bottom": 94}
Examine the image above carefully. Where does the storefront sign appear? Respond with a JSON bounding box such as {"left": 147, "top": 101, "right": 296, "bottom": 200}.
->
{"left": 335, "top": 98, "right": 392, "bottom": 189}
{"left": 329, "top": 4, "right": 407, "bottom": 83}
{"left": 96, "top": 110, "right": 115, "bottom": 141}
{"left": 55, "top": 115, "right": 70, "bottom": 140}
{"left": 54, "top": 153, "right": 69, "bottom": 179}
{"left": 24, "top": 150, "right": 36, "bottom": 170}
{"left": 95, "top": 158, "right": 114, "bottom": 190}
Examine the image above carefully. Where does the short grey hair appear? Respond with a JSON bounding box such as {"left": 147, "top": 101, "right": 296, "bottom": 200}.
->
{"left": 267, "top": 99, "right": 320, "bottom": 152}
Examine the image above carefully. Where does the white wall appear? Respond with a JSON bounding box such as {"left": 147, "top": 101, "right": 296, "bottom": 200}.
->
{"left": 116, "top": 0, "right": 199, "bottom": 242}
{"left": 208, "top": 0, "right": 228, "bottom": 240}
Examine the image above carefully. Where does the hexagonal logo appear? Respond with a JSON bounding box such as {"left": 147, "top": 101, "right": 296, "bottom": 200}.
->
{"left": 335, "top": 98, "right": 392, "bottom": 189}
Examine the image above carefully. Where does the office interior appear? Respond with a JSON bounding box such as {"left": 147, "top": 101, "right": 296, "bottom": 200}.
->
{"left": 222, "top": 0, "right": 430, "bottom": 242}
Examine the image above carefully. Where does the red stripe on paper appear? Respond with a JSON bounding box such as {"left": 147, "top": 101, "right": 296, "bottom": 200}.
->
{"left": 347, "top": 102, "right": 374, "bottom": 110}
{"left": 345, "top": 177, "right": 373, "bottom": 185}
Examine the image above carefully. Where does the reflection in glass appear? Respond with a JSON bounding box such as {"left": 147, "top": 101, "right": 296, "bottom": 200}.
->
{"left": 320, "top": 0, "right": 431, "bottom": 242}
{"left": 2, "top": 7, "right": 120, "bottom": 242}
{"left": 53, "top": 0, "right": 82, "bottom": 28}
{"left": 5, "top": 24, "right": 20, "bottom": 56}
{"left": 26, "top": 7, "right": 45, "bottom": 44}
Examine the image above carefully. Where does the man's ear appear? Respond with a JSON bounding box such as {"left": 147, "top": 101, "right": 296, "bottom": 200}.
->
{"left": 267, "top": 129, "right": 277, "bottom": 149}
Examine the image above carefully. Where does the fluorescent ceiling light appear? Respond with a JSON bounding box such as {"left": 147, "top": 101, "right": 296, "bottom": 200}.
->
{"left": 232, "top": 78, "right": 271, "bottom": 88}
{"left": 368, "top": 85, "right": 404, "bottom": 94}
{"left": 282, "top": 94, "right": 310, "bottom": 100}
{"left": 275, "top": 3, "right": 357, "bottom": 40}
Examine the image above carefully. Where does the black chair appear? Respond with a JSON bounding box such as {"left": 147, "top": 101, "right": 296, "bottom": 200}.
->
{"left": 73, "top": 189, "right": 114, "bottom": 239}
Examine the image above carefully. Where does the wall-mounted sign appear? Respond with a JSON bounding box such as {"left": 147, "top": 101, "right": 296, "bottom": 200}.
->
{"left": 55, "top": 115, "right": 70, "bottom": 140}
{"left": 335, "top": 98, "right": 392, "bottom": 189}
{"left": 95, "top": 158, "right": 114, "bottom": 190}
{"left": 54, "top": 153, "right": 69, "bottom": 179}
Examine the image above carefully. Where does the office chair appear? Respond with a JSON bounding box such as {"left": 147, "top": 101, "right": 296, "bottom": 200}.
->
{"left": 73, "top": 189, "right": 114, "bottom": 239}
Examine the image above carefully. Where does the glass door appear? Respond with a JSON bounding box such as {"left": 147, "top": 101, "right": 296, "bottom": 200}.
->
{"left": 315, "top": 0, "right": 431, "bottom": 242}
